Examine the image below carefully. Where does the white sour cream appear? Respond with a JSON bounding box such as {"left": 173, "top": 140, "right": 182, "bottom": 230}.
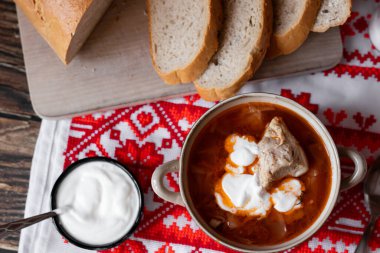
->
{"left": 271, "top": 179, "right": 303, "bottom": 213}
{"left": 216, "top": 134, "right": 305, "bottom": 217}
{"left": 220, "top": 173, "right": 272, "bottom": 216}
{"left": 216, "top": 175, "right": 303, "bottom": 216}
{"left": 229, "top": 136, "right": 259, "bottom": 167}
{"left": 56, "top": 161, "right": 141, "bottom": 245}
{"left": 225, "top": 164, "right": 245, "bottom": 174}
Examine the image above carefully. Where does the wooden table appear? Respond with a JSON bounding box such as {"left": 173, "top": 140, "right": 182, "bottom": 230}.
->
{"left": 0, "top": 0, "right": 40, "bottom": 252}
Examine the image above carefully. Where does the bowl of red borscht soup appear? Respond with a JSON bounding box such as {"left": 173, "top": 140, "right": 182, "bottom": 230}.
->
{"left": 151, "top": 93, "right": 366, "bottom": 252}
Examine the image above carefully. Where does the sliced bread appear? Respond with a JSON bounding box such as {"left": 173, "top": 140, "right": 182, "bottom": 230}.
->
{"left": 312, "top": 0, "right": 352, "bottom": 32}
{"left": 14, "top": 0, "right": 113, "bottom": 64}
{"left": 147, "top": 0, "right": 222, "bottom": 84}
{"left": 194, "top": 0, "right": 273, "bottom": 101}
{"left": 267, "top": 0, "right": 321, "bottom": 58}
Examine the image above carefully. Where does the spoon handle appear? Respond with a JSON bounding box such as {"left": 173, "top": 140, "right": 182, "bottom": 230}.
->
{"left": 355, "top": 216, "right": 377, "bottom": 253}
{"left": 0, "top": 211, "right": 56, "bottom": 239}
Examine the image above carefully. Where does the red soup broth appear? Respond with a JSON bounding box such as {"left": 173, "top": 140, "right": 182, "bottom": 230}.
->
{"left": 187, "top": 102, "right": 332, "bottom": 245}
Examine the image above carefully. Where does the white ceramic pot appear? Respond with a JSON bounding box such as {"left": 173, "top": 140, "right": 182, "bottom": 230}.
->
{"left": 151, "top": 93, "right": 367, "bottom": 252}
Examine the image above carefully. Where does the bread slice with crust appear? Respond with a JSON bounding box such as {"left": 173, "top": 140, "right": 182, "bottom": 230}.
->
{"left": 312, "top": 0, "right": 352, "bottom": 32}
{"left": 14, "top": 0, "right": 113, "bottom": 64}
{"left": 267, "top": 0, "right": 321, "bottom": 59}
{"left": 194, "top": 0, "right": 273, "bottom": 101}
{"left": 147, "top": 0, "right": 222, "bottom": 84}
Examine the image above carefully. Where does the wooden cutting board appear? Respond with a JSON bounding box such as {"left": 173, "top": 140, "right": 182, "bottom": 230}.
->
{"left": 17, "top": 0, "right": 343, "bottom": 119}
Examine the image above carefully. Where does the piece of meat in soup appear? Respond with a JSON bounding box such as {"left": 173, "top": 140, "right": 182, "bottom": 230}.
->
{"left": 257, "top": 117, "right": 308, "bottom": 188}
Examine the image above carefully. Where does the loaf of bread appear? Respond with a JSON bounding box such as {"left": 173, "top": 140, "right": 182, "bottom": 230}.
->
{"left": 267, "top": 0, "right": 321, "bottom": 58}
{"left": 312, "top": 0, "right": 352, "bottom": 32}
{"left": 194, "top": 0, "right": 272, "bottom": 101}
{"left": 14, "top": 0, "right": 113, "bottom": 64}
{"left": 147, "top": 0, "right": 222, "bottom": 84}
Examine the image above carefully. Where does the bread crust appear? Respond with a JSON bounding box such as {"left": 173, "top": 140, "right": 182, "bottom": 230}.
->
{"left": 147, "top": 0, "right": 222, "bottom": 85}
{"left": 267, "top": 0, "right": 321, "bottom": 59}
{"left": 14, "top": 0, "right": 112, "bottom": 64}
{"left": 311, "top": 0, "right": 352, "bottom": 32}
{"left": 194, "top": 0, "right": 273, "bottom": 101}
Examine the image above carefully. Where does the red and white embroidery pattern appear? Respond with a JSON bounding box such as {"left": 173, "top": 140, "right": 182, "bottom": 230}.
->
{"left": 61, "top": 93, "right": 380, "bottom": 253}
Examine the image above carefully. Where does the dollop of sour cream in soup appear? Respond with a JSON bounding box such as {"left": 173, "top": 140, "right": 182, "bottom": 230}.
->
{"left": 56, "top": 161, "right": 140, "bottom": 245}
{"left": 215, "top": 134, "right": 304, "bottom": 218}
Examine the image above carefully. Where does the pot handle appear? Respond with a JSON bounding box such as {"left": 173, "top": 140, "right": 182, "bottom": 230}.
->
{"left": 151, "top": 160, "right": 185, "bottom": 206}
{"left": 338, "top": 147, "right": 367, "bottom": 191}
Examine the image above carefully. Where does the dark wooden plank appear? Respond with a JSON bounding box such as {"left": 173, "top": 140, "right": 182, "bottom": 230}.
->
{"left": 0, "top": 117, "right": 40, "bottom": 251}
{"left": 0, "top": 249, "right": 16, "bottom": 253}
{"left": 0, "top": 0, "right": 39, "bottom": 251}
{"left": 0, "top": 0, "right": 34, "bottom": 118}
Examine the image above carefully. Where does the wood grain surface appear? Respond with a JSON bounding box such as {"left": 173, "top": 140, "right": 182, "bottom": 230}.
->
{"left": 0, "top": 0, "right": 40, "bottom": 251}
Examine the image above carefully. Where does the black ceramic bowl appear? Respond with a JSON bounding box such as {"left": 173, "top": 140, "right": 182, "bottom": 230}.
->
{"left": 51, "top": 157, "right": 143, "bottom": 250}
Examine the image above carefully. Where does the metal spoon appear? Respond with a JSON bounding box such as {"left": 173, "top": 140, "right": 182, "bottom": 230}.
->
{"left": 0, "top": 209, "right": 61, "bottom": 239}
{"left": 369, "top": 6, "right": 380, "bottom": 51}
{"left": 354, "top": 157, "right": 380, "bottom": 253}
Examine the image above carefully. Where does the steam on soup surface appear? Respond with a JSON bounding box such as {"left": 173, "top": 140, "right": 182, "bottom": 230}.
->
{"left": 187, "top": 102, "right": 331, "bottom": 245}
